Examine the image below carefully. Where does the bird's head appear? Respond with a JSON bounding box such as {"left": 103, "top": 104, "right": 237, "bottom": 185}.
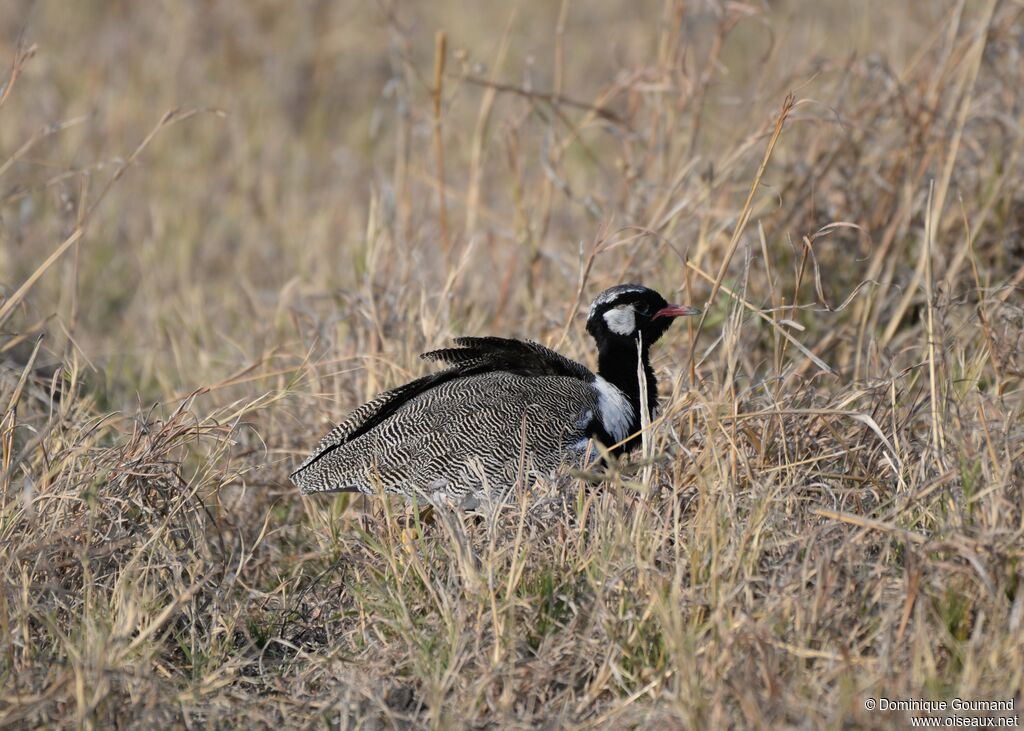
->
{"left": 586, "top": 284, "right": 700, "bottom": 349}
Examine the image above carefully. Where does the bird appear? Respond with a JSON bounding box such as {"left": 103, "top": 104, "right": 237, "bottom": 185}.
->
{"left": 291, "top": 284, "right": 699, "bottom": 505}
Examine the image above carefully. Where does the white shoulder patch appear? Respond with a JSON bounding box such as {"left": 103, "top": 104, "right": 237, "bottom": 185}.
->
{"left": 594, "top": 376, "right": 633, "bottom": 443}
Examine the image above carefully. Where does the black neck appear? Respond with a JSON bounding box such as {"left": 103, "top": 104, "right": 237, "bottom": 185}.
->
{"left": 596, "top": 339, "right": 658, "bottom": 449}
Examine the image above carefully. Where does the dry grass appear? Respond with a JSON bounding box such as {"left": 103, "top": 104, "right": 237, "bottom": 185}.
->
{"left": 2, "top": 1, "right": 1023, "bottom": 728}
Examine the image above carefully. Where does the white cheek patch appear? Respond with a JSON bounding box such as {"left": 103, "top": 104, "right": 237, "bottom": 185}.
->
{"left": 603, "top": 306, "right": 636, "bottom": 336}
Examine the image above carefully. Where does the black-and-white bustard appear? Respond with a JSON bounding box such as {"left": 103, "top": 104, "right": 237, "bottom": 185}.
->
{"left": 291, "top": 284, "right": 699, "bottom": 504}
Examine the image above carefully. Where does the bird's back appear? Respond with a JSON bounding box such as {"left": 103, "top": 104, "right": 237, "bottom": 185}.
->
{"left": 292, "top": 370, "right": 600, "bottom": 502}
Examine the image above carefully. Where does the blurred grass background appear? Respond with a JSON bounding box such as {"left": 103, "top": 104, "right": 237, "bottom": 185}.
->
{"left": 1, "top": 1, "right": 1022, "bottom": 728}
{"left": 2, "top": 0, "right": 988, "bottom": 397}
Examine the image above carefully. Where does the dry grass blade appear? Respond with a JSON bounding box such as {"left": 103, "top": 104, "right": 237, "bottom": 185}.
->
{"left": 433, "top": 30, "right": 450, "bottom": 261}
{"left": 636, "top": 333, "right": 652, "bottom": 488}
{"left": 0, "top": 39, "right": 35, "bottom": 109}
{"left": 454, "top": 73, "right": 626, "bottom": 125}
{"left": 812, "top": 508, "right": 927, "bottom": 545}
{"left": 880, "top": 0, "right": 997, "bottom": 347}
{"left": 0, "top": 107, "right": 218, "bottom": 329}
{"left": 690, "top": 93, "right": 795, "bottom": 370}
{"left": 686, "top": 259, "right": 834, "bottom": 374}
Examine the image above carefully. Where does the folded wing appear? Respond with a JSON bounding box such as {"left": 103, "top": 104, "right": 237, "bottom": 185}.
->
{"left": 291, "top": 337, "right": 597, "bottom": 495}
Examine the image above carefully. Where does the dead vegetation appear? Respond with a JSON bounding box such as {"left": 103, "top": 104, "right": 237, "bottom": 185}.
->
{"left": 1, "top": 1, "right": 1022, "bottom": 728}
